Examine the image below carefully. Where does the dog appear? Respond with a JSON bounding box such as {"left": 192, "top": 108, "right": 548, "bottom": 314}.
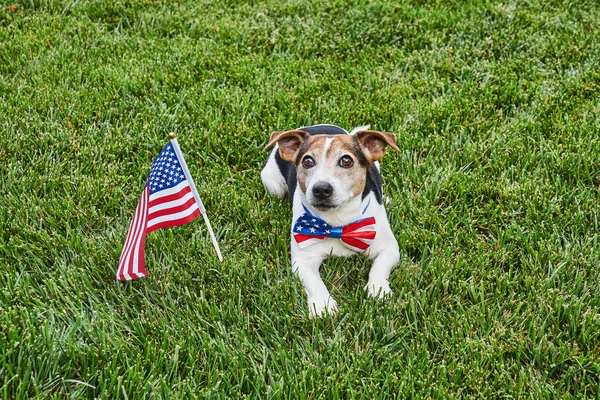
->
{"left": 262, "top": 124, "right": 400, "bottom": 318}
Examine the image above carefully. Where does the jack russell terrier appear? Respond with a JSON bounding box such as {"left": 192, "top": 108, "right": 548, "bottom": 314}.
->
{"left": 262, "top": 124, "right": 400, "bottom": 318}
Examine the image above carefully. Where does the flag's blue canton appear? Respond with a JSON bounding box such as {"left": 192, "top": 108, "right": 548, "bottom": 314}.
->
{"left": 293, "top": 213, "right": 343, "bottom": 238}
{"left": 146, "top": 142, "right": 187, "bottom": 195}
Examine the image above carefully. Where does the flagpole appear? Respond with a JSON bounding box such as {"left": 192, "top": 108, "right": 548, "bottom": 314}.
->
{"left": 202, "top": 212, "right": 223, "bottom": 261}
{"left": 168, "top": 132, "right": 224, "bottom": 262}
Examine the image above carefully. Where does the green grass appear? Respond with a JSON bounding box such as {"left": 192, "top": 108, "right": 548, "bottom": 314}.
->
{"left": 1, "top": 0, "right": 599, "bottom": 397}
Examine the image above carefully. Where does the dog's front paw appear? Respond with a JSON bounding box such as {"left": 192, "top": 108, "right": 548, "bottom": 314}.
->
{"left": 308, "top": 296, "right": 338, "bottom": 318}
{"left": 365, "top": 280, "right": 392, "bottom": 299}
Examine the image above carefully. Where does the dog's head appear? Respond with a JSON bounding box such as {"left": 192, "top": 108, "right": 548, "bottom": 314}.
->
{"left": 265, "top": 129, "right": 399, "bottom": 211}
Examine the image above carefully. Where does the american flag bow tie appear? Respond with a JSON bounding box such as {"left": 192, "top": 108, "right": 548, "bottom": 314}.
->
{"left": 293, "top": 206, "right": 376, "bottom": 252}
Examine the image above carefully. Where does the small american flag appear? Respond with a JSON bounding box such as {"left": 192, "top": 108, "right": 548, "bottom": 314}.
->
{"left": 116, "top": 139, "right": 206, "bottom": 280}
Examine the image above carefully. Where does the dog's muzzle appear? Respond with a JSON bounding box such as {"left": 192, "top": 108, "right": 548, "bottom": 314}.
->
{"left": 310, "top": 182, "right": 337, "bottom": 209}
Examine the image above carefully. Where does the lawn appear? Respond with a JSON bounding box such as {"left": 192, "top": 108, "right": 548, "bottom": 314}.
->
{"left": 1, "top": 0, "right": 599, "bottom": 398}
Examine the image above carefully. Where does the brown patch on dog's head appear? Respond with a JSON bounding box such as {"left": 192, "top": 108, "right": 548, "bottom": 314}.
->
{"left": 265, "top": 130, "right": 310, "bottom": 162}
{"left": 355, "top": 130, "right": 399, "bottom": 162}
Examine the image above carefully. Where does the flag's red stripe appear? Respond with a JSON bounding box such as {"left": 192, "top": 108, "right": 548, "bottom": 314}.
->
{"left": 122, "top": 187, "right": 150, "bottom": 280}
{"left": 342, "top": 237, "right": 371, "bottom": 251}
{"left": 132, "top": 218, "right": 149, "bottom": 278}
{"left": 343, "top": 217, "right": 376, "bottom": 233}
{"left": 117, "top": 200, "right": 140, "bottom": 278}
{"left": 146, "top": 208, "right": 201, "bottom": 233}
{"left": 147, "top": 195, "right": 197, "bottom": 221}
{"left": 148, "top": 185, "right": 192, "bottom": 208}
{"left": 117, "top": 188, "right": 149, "bottom": 280}
{"left": 125, "top": 187, "right": 150, "bottom": 279}
{"left": 129, "top": 188, "right": 149, "bottom": 278}
{"left": 117, "top": 190, "right": 144, "bottom": 274}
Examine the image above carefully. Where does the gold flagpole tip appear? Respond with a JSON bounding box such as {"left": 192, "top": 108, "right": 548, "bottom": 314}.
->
{"left": 168, "top": 132, "right": 177, "bottom": 140}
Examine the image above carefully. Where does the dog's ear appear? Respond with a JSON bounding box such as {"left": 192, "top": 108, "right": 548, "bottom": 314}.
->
{"left": 264, "top": 130, "right": 310, "bottom": 162}
{"left": 355, "top": 130, "right": 399, "bottom": 162}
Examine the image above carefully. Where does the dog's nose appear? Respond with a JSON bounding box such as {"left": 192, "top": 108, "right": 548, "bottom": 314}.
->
{"left": 312, "top": 182, "right": 333, "bottom": 200}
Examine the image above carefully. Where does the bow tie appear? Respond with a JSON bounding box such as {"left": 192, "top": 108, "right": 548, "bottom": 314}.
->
{"left": 293, "top": 206, "right": 376, "bottom": 252}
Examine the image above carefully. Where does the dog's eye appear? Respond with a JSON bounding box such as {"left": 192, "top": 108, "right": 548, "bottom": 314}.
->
{"left": 302, "top": 156, "right": 315, "bottom": 169}
{"left": 339, "top": 155, "right": 354, "bottom": 168}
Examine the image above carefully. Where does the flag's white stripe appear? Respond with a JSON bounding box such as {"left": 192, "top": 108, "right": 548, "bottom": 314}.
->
{"left": 149, "top": 181, "right": 190, "bottom": 202}
{"left": 120, "top": 191, "right": 144, "bottom": 280}
{"left": 131, "top": 187, "right": 149, "bottom": 277}
{"left": 148, "top": 190, "right": 195, "bottom": 214}
{"left": 118, "top": 245, "right": 132, "bottom": 280}
{"left": 147, "top": 202, "right": 199, "bottom": 228}
{"left": 123, "top": 192, "right": 146, "bottom": 260}
{"left": 122, "top": 188, "right": 148, "bottom": 279}
{"left": 117, "top": 205, "right": 138, "bottom": 279}
{"left": 118, "top": 189, "right": 147, "bottom": 280}
{"left": 124, "top": 189, "right": 148, "bottom": 278}
{"left": 117, "top": 213, "right": 136, "bottom": 280}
